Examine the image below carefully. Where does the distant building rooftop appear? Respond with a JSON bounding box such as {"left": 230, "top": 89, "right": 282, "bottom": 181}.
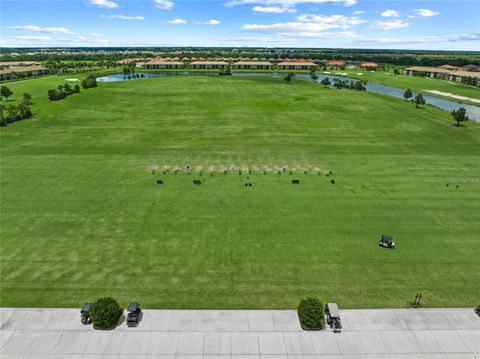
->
{"left": 191, "top": 61, "right": 228, "bottom": 65}
{"left": 146, "top": 59, "right": 183, "bottom": 65}
{"left": 235, "top": 61, "right": 272, "bottom": 66}
{"left": 0, "top": 65, "right": 48, "bottom": 75}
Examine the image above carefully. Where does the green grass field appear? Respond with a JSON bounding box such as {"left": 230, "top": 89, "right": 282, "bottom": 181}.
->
{"left": 340, "top": 70, "right": 480, "bottom": 105}
{"left": 1, "top": 75, "right": 479, "bottom": 309}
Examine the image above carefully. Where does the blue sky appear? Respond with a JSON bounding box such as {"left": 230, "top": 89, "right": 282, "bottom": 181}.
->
{"left": 1, "top": 0, "right": 479, "bottom": 50}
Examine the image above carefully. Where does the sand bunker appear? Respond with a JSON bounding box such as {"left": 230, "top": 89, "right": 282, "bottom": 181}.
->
{"left": 424, "top": 90, "right": 480, "bottom": 104}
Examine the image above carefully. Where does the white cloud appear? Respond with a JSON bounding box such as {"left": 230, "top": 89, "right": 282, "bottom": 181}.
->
{"left": 197, "top": 19, "right": 221, "bottom": 25}
{"left": 8, "top": 25, "right": 75, "bottom": 34}
{"left": 243, "top": 13, "right": 365, "bottom": 37}
{"left": 297, "top": 14, "right": 366, "bottom": 27}
{"left": 14, "top": 36, "right": 53, "bottom": 42}
{"left": 352, "top": 10, "right": 364, "bottom": 15}
{"left": 169, "top": 18, "right": 187, "bottom": 24}
{"left": 90, "top": 0, "right": 118, "bottom": 9}
{"left": 252, "top": 5, "right": 295, "bottom": 13}
{"left": 154, "top": 0, "right": 174, "bottom": 10}
{"left": 214, "top": 36, "right": 297, "bottom": 43}
{"left": 101, "top": 15, "right": 145, "bottom": 20}
{"left": 413, "top": 8, "right": 439, "bottom": 17}
{"left": 89, "top": 32, "right": 104, "bottom": 37}
{"left": 364, "top": 33, "right": 480, "bottom": 45}
{"left": 369, "top": 19, "right": 409, "bottom": 30}
{"left": 69, "top": 36, "right": 87, "bottom": 42}
{"left": 381, "top": 10, "right": 400, "bottom": 17}
{"left": 228, "top": 0, "right": 357, "bottom": 8}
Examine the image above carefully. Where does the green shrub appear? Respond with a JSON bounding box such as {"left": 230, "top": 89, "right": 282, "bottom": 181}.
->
{"left": 90, "top": 297, "right": 123, "bottom": 330}
{"left": 297, "top": 297, "right": 324, "bottom": 331}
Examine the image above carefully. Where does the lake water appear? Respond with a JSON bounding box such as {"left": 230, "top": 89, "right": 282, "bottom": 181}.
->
{"left": 97, "top": 72, "right": 480, "bottom": 122}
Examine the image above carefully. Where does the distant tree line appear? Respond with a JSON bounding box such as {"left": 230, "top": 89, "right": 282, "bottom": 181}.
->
{"left": 1, "top": 48, "right": 479, "bottom": 68}
{"left": 0, "top": 86, "right": 33, "bottom": 126}
{"left": 45, "top": 60, "right": 117, "bottom": 74}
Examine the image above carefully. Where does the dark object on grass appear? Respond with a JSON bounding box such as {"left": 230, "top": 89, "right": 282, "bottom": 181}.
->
{"left": 330, "top": 179, "right": 335, "bottom": 184}
{"left": 475, "top": 305, "right": 480, "bottom": 316}
{"left": 379, "top": 234, "right": 395, "bottom": 249}
{"left": 193, "top": 180, "right": 201, "bottom": 185}
{"left": 157, "top": 180, "right": 163, "bottom": 184}
{"left": 245, "top": 183, "right": 248, "bottom": 187}
{"left": 297, "top": 297, "right": 324, "bottom": 331}
{"left": 325, "top": 303, "right": 342, "bottom": 330}
{"left": 412, "top": 293, "right": 423, "bottom": 307}
{"left": 249, "top": 183, "right": 252, "bottom": 187}
{"left": 292, "top": 179, "right": 300, "bottom": 184}
{"left": 126, "top": 302, "right": 142, "bottom": 327}
{"left": 81, "top": 303, "right": 93, "bottom": 325}
{"left": 446, "top": 184, "right": 449, "bottom": 187}
{"left": 456, "top": 185, "right": 459, "bottom": 189}
{"left": 90, "top": 297, "right": 122, "bottom": 330}
{"left": 224, "top": 170, "right": 227, "bottom": 175}
{"left": 163, "top": 170, "right": 166, "bottom": 175}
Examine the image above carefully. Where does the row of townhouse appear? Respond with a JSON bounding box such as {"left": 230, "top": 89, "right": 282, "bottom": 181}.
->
{"left": 404, "top": 66, "right": 480, "bottom": 83}
{"left": 0, "top": 62, "right": 49, "bottom": 81}
{"left": 141, "top": 60, "right": 322, "bottom": 70}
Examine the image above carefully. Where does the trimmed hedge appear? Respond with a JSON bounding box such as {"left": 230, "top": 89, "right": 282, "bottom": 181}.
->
{"left": 90, "top": 297, "right": 123, "bottom": 330}
{"left": 297, "top": 297, "right": 324, "bottom": 331}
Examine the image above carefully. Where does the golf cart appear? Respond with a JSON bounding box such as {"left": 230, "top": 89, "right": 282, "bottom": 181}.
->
{"left": 126, "top": 302, "right": 142, "bottom": 327}
{"left": 80, "top": 303, "right": 93, "bottom": 325}
{"left": 379, "top": 234, "right": 395, "bottom": 249}
{"left": 325, "top": 303, "right": 342, "bottom": 330}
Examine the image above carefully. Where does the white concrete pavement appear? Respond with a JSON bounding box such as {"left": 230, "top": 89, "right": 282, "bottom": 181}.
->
{"left": 1, "top": 308, "right": 479, "bottom": 358}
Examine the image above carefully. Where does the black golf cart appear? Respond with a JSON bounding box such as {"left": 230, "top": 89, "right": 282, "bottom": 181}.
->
{"left": 379, "top": 234, "right": 395, "bottom": 249}
{"left": 325, "top": 303, "right": 342, "bottom": 330}
{"left": 80, "top": 303, "right": 93, "bottom": 325}
{"left": 126, "top": 302, "right": 142, "bottom": 327}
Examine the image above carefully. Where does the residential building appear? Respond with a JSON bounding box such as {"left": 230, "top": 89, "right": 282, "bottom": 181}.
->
{"left": 191, "top": 61, "right": 228, "bottom": 69}
{"left": 361, "top": 62, "right": 378, "bottom": 69}
{"left": 277, "top": 62, "right": 317, "bottom": 70}
{"left": 143, "top": 59, "right": 184, "bottom": 69}
{"left": 404, "top": 66, "right": 480, "bottom": 83}
{"left": 327, "top": 60, "right": 346, "bottom": 67}
{"left": 234, "top": 61, "right": 272, "bottom": 70}
{"left": 0, "top": 64, "right": 49, "bottom": 81}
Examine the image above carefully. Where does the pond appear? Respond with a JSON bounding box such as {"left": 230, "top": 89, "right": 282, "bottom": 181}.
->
{"left": 97, "top": 72, "right": 480, "bottom": 122}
